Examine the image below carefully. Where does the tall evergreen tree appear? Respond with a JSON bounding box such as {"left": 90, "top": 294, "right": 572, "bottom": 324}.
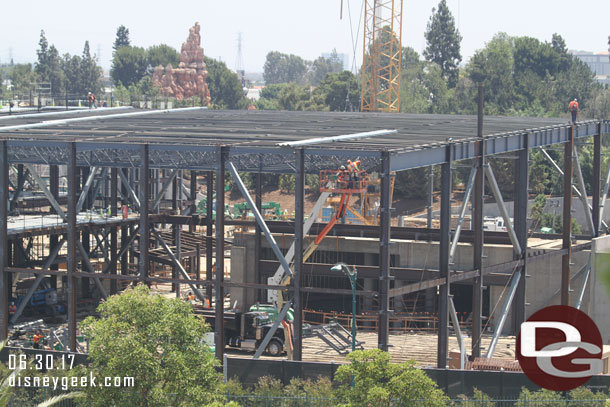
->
{"left": 423, "top": 0, "right": 462, "bottom": 88}
{"left": 35, "top": 30, "right": 64, "bottom": 94}
{"left": 80, "top": 41, "right": 102, "bottom": 95}
{"left": 113, "top": 25, "right": 130, "bottom": 52}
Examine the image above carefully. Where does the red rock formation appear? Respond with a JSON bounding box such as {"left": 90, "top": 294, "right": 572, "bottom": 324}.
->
{"left": 152, "top": 22, "right": 211, "bottom": 104}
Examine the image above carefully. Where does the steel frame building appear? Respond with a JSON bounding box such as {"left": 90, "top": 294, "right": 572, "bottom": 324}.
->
{"left": 0, "top": 107, "right": 608, "bottom": 367}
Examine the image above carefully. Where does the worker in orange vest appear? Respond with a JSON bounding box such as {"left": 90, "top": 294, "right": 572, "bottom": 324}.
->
{"left": 569, "top": 98, "right": 579, "bottom": 123}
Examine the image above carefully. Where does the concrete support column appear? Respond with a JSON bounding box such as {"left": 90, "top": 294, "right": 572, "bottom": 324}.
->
{"left": 562, "top": 127, "right": 574, "bottom": 306}
{"left": 378, "top": 151, "right": 392, "bottom": 351}
{"left": 437, "top": 146, "right": 452, "bottom": 368}
{"left": 293, "top": 148, "right": 305, "bottom": 360}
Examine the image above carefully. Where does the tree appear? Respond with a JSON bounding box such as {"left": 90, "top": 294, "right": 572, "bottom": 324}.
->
{"left": 204, "top": 56, "right": 248, "bottom": 109}
{"left": 80, "top": 285, "right": 227, "bottom": 407}
{"left": 307, "top": 49, "right": 344, "bottom": 86}
{"left": 147, "top": 44, "right": 180, "bottom": 70}
{"left": 312, "top": 70, "right": 360, "bottom": 111}
{"left": 334, "top": 349, "right": 449, "bottom": 407}
{"left": 113, "top": 25, "right": 131, "bottom": 52}
{"left": 35, "top": 30, "right": 65, "bottom": 94}
{"left": 80, "top": 41, "right": 103, "bottom": 95}
{"left": 111, "top": 46, "right": 148, "bottom": 87}
{"left": 8, "top": 64, "right": 38, "bottom": 96}
{"left": 263, "top": 51, "right": 308, "bottom": 85}
{"left": 423, "top": 0, "right": 462, "bottom": 88}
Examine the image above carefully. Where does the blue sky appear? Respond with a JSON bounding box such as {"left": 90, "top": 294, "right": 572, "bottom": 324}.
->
{"left": 2, "top": 0, "right": 609, "bottom": 72}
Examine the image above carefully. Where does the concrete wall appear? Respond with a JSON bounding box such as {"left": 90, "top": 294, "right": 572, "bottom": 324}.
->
{"left": 231, "top": 233, "right": 597, "bottom": 335}
{"left": 591, "top": 235, "right": 610, "bottom": 344}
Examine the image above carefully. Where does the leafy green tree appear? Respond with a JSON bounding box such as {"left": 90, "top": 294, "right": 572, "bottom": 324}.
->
{"left": 80, "top": 285, "right": 227, "bottom": 407}
{"left": 8, "top": 63, "right": 38, "bottom": 96}
{"left": 308, "top": 49, "right": 344, "bottom": 86}
{"left": 423, "top": 0, "right": 462, "bottom": 88}
{"left": 35, "top": 30, "right": 65, "bottom": 94}
{"left": 113, "top": 25, "right": 131, "bottom": 52}
{"left": 147, "top": 44, "right": 180, "bottom": 69}
{"left": 334, "top": 349, "right": 449, "bottom": 407}
{"left": 111, "top": 46, "right": 148, "bottom": 87}
{"left": 312, "top": 70, "right": 360, "bottom": 111}
{"left": 263, "top": 51, "right": 308, "bottom": 85}
{"left": 204, "top": 56, "right": 248, "bottom": 109}
{"left": 279, "top": 174, "right": 296, "bottom": 193}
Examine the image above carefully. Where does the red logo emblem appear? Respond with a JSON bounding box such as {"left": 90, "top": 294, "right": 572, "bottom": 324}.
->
{"left": 516, "top": 305, "right": 602, "bottom": 391}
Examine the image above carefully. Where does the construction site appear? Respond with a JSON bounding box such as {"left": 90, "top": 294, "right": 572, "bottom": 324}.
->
{"left": 0, "top": 2, "right": 610, "bottom": 379}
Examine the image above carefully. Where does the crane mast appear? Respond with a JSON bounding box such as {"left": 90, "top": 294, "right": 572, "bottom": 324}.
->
{"left": 360, "top": 0, "right": 403, "bottom": 112}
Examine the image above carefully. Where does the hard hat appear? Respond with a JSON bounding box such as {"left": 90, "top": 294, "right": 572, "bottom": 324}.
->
{"left": 574, "top": 98, "right": 577, "bottom": 101}
{"left": 340, "top": 165, "right": 346, "bottom": 170}
{"left": 88, "top": 92, "right": 91, "bottom": 95}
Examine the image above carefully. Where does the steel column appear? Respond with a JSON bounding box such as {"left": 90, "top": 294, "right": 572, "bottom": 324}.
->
{"left": 293, "top": 149, "right": 305, "bottom": 360}
{"left": 172, "top": 175, "right": 179, "bottom": 293}
{"left": 49, "top": 165, "right": 59, "bottom": 289}
{"left": 513, "top": 143, "right": 528, "bottom": 328}
{"left": 110, "top": 168, "right": 118, "bottom": 294}
{"left": 120, "top": 168, "right": 129, "bottom": 277}
{"left": 139, "top": 144, "right": 150, "bottom": 283}
{"left": 562, "top": 127, "right": 573, "bottom": 306}
{"left": 437, "top": 146, "right": 452, "bottom": 368}
{"left": 427, "top": 166, "right": 434, "bottom": 229}
{"left": 255, "top": 169, "right": 262, "bottom": 301}
{"left": 67, "top": 142, "right": 77, "bottom": 351}
{"left": 592, "top": 129, "right": 601, "bottom": 237}
{"left": 378, "top": 151, "right": 391, "bottom": 351}
{"left": 0, "top": 141, "right": 8, "bottom": 340}
{"left": 472, "top": 84, "right": 485, "bottom": 358}
{"left": 206, "top": 171, "right": 213, "bottom": 302}
{"left": 215, "top": 147, "right": 226, "bottom": 361}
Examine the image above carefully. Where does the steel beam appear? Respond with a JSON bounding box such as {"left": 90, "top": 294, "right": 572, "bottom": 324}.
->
{"left": 152, "top": 228, "right": 207, "bottom": 303}
{"left": 573, "top": 148, "right": 595, "bottom": 235}
{"left": 118, "top": 169, "right": 141, "bottom": 210}
{"left": 152, "top": 169, "right": 178, "bottom": 210}
{"left": 227, "top": 162, "right": 292, "bottom": 278}
{"left": 449, "top": 165, "right": 476, "bottom": 264}
{"left": 448, "top": 296, "right": 465, "bottom": 370}
{"left": 24, "top": 164, "right": 66, "bottom": 219}
{"left": 484, "top": 166, "right": 521, "bottom": 255}
{"left": 254, "top": 170, "right": 262, "bottom": 301}
{"left": 575, "top": 258, "right": 591, "bottom": 310}
{"left": 378, "top": 151, "right": 391, "bottom": 351}
{"left": 0, "top": 141, "right": 8, "bottom": 339}
{"left": 215, "top": 147, "right": 226, "bottom": 361}
{"left": 253, "top": 301, "right": 292, "bottom": 359}
{"left": 67, "top": 142, "right": 77, "bottom": 351}
{"left": 10, "top": 238, "right": 67, "bottom": 324}
{"left": 293, "top": 148, "right": 305, "bottom": 360}
{"left": 593, "top": 130, "right": 601, "bottom": 236}
{"left": 485, "top": 272, "right": 521, "bottom": 358}
{"left": 427, "top": 166, "right": 434, "bottom": 228}
{"left": 562, "top": 127, "right": 573, "bottom": 306}
{"left": 139, "top": 144, "right": 150, "bottom": 283}
{"left": 76, "top": 166, "right": 98, "bottom": 213}
{"left": 437, "top": 146, "right": 452, "bottom": 368}
{"left": 277, "top": 129, "right": 397, "bottom": 147}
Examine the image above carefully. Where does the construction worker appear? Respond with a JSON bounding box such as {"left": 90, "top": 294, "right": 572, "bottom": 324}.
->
{"left": 32, "top": 331, "right": 44, "bottom": 349}
{"left": 569, "top": 98, "right": 579, "bottom": 123}
{"left": 88, "top": 92, "right": 97, "bottom": 109}
{"left": 203, "top": 297, "right": 211, "bottom": 309}
{"left": 187, "top": 291, "right": 195, "bottom": 301}
{"left": 335, "top": 165, "right": 347, "bottom": 189}
{"left": 347, "top": 159, "right": 361, "bottom": 188}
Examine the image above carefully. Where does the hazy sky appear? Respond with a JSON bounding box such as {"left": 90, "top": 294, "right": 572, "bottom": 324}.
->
{"left": 2, "top": 0, "right": 609, "bottom": 73}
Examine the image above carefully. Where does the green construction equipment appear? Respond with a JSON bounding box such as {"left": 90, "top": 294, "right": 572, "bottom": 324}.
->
{"left": 233, "top": 201, "right": 281, "bottom": 220}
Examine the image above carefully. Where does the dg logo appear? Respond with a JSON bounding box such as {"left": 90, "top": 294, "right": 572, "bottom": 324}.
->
{"left": 517, "top": 305, "right": 603, "bottom": 391}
